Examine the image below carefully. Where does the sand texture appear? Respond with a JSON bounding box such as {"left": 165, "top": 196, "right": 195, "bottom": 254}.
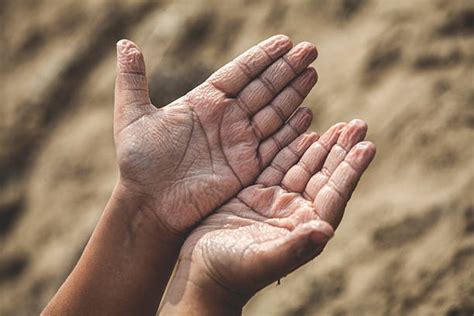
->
{"left": 1, "top": 0, "right": 473, "bottom": 315}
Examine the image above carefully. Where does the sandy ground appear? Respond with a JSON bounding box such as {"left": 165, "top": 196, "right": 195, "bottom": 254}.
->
{"left": 1, "top": 0, "right": 473, "bottom": 315}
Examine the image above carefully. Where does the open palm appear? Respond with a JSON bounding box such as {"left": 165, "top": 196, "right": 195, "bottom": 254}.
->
{"left": 114, "top": 36, "right": 318, "bottom": 234}
{"left": 175, "top": 120, "right": 375, "bottom": 296}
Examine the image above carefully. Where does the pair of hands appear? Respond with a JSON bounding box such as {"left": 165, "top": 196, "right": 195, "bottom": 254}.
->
{"left": 44, "top": 35, "right": 375, "bottom": 316}
{"left": 115, "top": 35, "right": 375, "bottom": 313}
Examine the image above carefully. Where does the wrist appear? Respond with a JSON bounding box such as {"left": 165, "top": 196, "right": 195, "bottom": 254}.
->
{"left": 44, "top": 179, "right": 184, "bottom": 315}
{"left": 160, "top": 259, "right": 249, "bottom": 316}
{"left": 113, "top": 178, "right": 184, "bottom": 245}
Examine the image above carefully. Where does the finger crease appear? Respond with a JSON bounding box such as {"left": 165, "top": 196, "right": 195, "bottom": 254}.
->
{"left": 271, "top": 162, "right": 286, "bottom": 174}
{"left": 343, "top": 160, "right": 359, "bottom": 174}
{"left": 237, "top": 98, "right": 253, "bottom": 117}
{"left": 286, "top": 146, "right": 300, "bottom": 160}
{"left": 280, "top": 183, "right": 291, "bottom": 192}
{"left": 317, "top": 141, "right": 331, "bottom": 154}
{"left": 235, "top": 196, "right": 259, "bottom": 215}
{"left": 321, "top": 167, "right": 332, "bottom": 178}
{"left": 287, "top": 121, "right": 301, "bottom": 137}
{"left": 282, "top": 55, "right": 298, "bottom": 75}
{"left": 327, "top": 179, "right": 346, "bottom": 200}
{"left": 251, "top": 118, "right": 265, "bottom": 139}
{"left": 302, "top": 190, "right": 312, "bottom": 200}
{"left": 234, "top": 59, "right": 253, "bottom": 79}
{"left": 272, "top": 135, "right": 284, "bottom": 151}
{"left": 257, "top": 45, "right": 274, "bottom": 62}
{"left": 259, "top": 75, "right": 277, "bottom": 95}
{"left": 289, "top": 83, "right": 305, "bottom": 100}
{"left": 116, "top": 111, "right": 151, "bottom": 136}
{"left": 298, "top": 161, "right": 312, "bottom": 176}
{"left": 335, "top": 143, "right": 350, "bottom": 153}
{"left": 269, "top": 103, "right": 286, "bottom": 123}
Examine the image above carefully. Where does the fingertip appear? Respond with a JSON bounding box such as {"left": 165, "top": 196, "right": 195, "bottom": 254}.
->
{"left": 312, "top": 67, "right": 319, "bottom": 83}
{"left": 289, "top": 107, "right": 313, "bottom": 132}
{"left": 334, "top": 122, "right": 347, "bottom": 130}
{"left": 304, "top": 131, "right": 320, "bottom": 142}
{"left": 262, "top": 34, "right": 294, "bottom": 57}
{"left": 357, "top": 140, "right": 376, "bottom": 150}
{"left": 318, "top": 122, "right": 346, "bottom": 145}
{"left": 116, "top": 39, "right": 145, "bottom": 73}
{"left": 295, "top": 220, "right": 334, "bottom": 244}
{"left": 310, "top": 230, "right": 332, "bottom": 246}
{"left": 116, "top": 39, "right": 141, "bottom": 54}
{"left": 287, "top": 42, "right": 318, "bottom": 69}
{"left": 298, "top": 41, "right": 318, "bottom": 58}
{"left": 356, "top": 141, "right": 377, "bottom": 159}
{"left": 296, "top": 131, "right": 319, "bottom": 152}
{"left": 301, "top": 67, "right": 318, "bottom": 85}
{"left": 272, "top": 34, "right": 291, "bottom": 44}
{"left": 347, "top": 141, "right": 377, "bottom": 169}
{"left": 301, "top": 107, "right": 313, "bottom": 127}
{"left": 310, "top": 220, "right": 334, "bottom": 241}
{"left": 338, "top": 119, "right": 368, "bottom": 148}
{"left": 300, "top": 106, "right": 313, "bottom": 119}
{"left": 348, "top": 119, "right": 368, "bottom": 131}
{"left": 331, "top": 122, "right": 347, "bottom": 135}
{"left": 116, "top": 38, "right": 132, "bottom": 47}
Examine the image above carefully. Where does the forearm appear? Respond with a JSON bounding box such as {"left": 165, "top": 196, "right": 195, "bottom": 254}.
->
{"left": 43, "top": 180, "right": 182, "bottom": 315}
{"left": 159, "top": 260, "right": 247, "bottom": 316}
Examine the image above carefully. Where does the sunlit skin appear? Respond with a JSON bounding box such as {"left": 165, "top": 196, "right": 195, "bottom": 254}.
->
{"left": 114, "top": 35, "right": 318, "bottom": 235}
{"left": 161, "top": 121, "right": 375, "bottom": 315}
{"left": 43, "top": 35, "right": 375, "bottom": 315}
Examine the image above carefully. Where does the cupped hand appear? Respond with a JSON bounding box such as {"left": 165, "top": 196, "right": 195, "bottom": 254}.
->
{"left": 113, "top": 35, "right": 318, "bottom": 236}
{"left": 173, "top": 120, "right": 375, "bottom": 298}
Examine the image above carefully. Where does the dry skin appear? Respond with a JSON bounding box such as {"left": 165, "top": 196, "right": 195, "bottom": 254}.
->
{"left": 1, "top": 0, "right": 473, "bottom": 315}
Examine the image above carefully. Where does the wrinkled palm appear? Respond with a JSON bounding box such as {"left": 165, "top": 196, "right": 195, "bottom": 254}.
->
{"left": 177, "top": 120, "right": 375, "bottom": 295}
{"left": 114, "top": 36, "right": 319, "bottom": 233}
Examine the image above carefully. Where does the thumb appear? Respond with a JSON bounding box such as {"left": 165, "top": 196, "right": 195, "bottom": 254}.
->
{"left": 247, "top": 218, "right": 334, "bottom": 290}
{"left": 114, "top": 39, "right": 151, "bottom": 131}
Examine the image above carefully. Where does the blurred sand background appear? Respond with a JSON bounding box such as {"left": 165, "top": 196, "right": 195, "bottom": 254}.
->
{"left": 1, "top": 0, "right": 473, "bottom": 315}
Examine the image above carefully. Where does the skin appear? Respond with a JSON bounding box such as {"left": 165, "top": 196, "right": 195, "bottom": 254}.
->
{"left": 43, "top": 35, "right": 324, "bottom": 315}
{"left": 114, "top": 35, "right": 318, "bottom": 235}
{"left": 160, "top": 121, "right": 376, "bottom": 315}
